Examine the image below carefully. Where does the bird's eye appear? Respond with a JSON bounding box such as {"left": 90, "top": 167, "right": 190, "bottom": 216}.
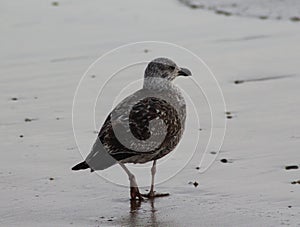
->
{"left": 169, "top": 66, "right": 175, "bottom": 71}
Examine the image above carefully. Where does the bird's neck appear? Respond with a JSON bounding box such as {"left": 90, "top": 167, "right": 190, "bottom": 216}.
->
{"left": 143, "top": 77, "right": 176, "bottom": 91}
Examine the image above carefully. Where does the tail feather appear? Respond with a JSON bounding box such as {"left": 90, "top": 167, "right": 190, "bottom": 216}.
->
{"left": 72, "top": 161, "right": 89, "bottom": 171}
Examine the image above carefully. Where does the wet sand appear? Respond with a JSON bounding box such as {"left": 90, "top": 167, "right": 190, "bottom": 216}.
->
{"left": 1, "top": 0, "right": 300, "bottom": 226}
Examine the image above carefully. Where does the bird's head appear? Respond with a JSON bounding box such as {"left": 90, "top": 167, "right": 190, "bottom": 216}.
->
{"left": 144, "top": 58, "right": 191, "bottom": 81}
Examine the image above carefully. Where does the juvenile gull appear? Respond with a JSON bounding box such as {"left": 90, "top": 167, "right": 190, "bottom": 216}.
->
{"left": 72, "top": 58, "right": 191, "bottom": 200}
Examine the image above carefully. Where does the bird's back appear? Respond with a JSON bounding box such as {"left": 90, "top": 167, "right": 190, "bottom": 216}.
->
{"left": 85, "top": 85, "right": 186, "bottom": 170}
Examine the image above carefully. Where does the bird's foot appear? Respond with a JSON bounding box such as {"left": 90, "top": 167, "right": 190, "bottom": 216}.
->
{"left": 141, "top": 191, "right": 170, "bottom": 199}
{"left": 130, "top": 186, "right": 144, "bottom": 201}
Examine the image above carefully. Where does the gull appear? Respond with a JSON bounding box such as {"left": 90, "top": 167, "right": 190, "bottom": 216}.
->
{"left": 72, "top": 57, "right": 191, "bottom": 200}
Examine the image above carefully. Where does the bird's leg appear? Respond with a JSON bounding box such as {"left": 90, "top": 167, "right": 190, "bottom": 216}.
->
{"left": 119, "top": 163, "right": 143, "bottom": 201}
{"left": 149, "top": 160, "right": 156, "bottom": 197}
{"left": 142, "top": 160, "right": 169, "bottom": 198}
{"left": 129, "top": 174, "right": 142, "bottom": 201}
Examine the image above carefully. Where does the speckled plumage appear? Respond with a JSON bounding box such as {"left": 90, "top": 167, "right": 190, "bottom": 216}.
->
{"left": 72, "top": 58, "right": 191, "bottom": 172}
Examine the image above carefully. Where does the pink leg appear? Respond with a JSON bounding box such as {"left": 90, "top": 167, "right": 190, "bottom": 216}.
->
{"left": 120, "top": 163, "right": 143, "bottom": 200}
{"left": 142, "top": 160, "right": 169, "bottom": 198}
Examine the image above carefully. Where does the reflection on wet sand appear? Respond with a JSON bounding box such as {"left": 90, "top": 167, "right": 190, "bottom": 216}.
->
{"left": 128, "top": 199, "right": 158, "bottom": 227}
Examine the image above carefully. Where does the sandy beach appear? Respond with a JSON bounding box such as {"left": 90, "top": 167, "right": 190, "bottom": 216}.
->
{"left": 1, "top": 0, "right": 300, "bottom": 226}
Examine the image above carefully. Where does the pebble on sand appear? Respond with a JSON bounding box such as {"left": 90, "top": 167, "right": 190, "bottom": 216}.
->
{"left": 220, "top": 158, "right": 228, "bottom": 163}
{"left": 285, "top": 165, "right": 298, "bottom": 170}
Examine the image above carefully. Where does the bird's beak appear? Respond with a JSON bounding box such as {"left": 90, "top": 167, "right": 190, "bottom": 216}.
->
{"left": 178, "top": 67, "right": 192, "bottom": 77}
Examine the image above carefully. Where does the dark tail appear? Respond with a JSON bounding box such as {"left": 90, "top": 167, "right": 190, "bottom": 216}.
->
{"left": 72, "top": 161, "right": 89, "bottom": 171}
